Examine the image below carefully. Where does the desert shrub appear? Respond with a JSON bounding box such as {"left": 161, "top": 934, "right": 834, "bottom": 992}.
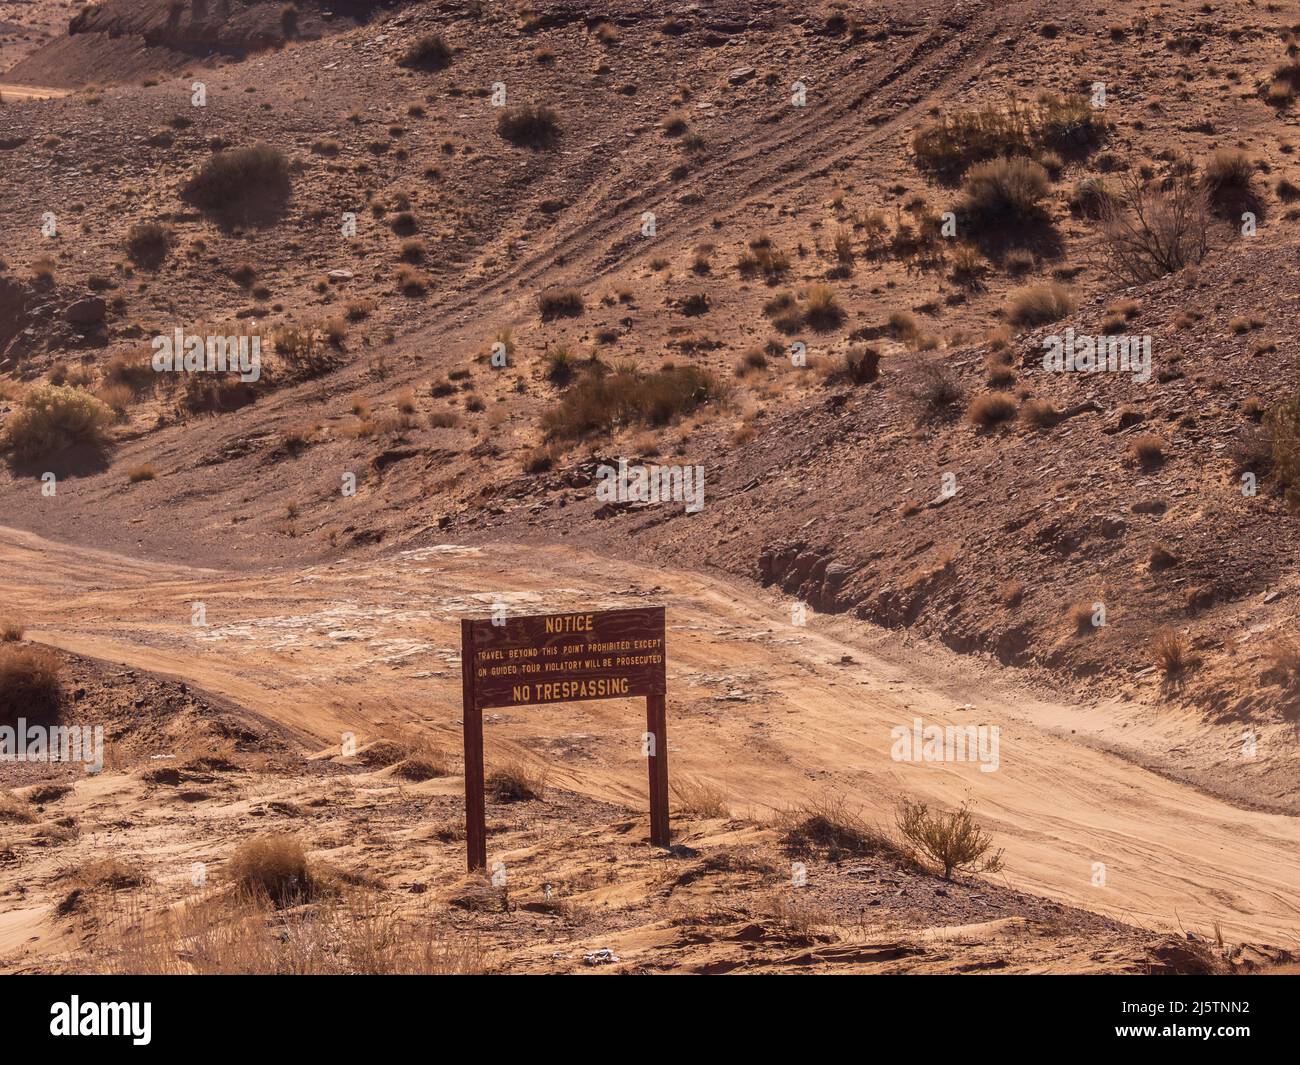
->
{"left": 0, "top": 620, "right": 23, "bottom": 642}
{"left": 182, "top": 143, "right": 292, "bottom": 212}
{"left": 497, "top": 105, "right": 560, "bottom": 148}
{"left": 736, "top": 236, "right": 790, "bottom": 282}
{"left": 1152, "top": 628, "right": 1191, "bottom": 675}
{"left": 1068, "top": 175, "right": 1118, "bottom": 218}
{"left": 904, "top": 358, "right": 964, "bottom": 422}
{"left": 967, "top": 391, "right": 1018, "bottom": 428}
{"left": 537, "top": 288, "right": 583, "bottom": 321}
{"left": 1129, "top": 433, "right": 1165, "bottom": 468}
{"left": 912, "top": 95, "right": 1105, "bottom": 178}
{"left": 843, "top": 345, "right": 881, "bottom": 384}
{"left": 127, "top": 464, "right": 157, "bottom": 483}
{"left": 0, "top": 645, "right": 62, "bottom": 726}
{"left": 1097, "top": 173, "right": 1211, "bottom": 283}
{"left": 3, "top": 384, "right": 113, "bottom": 459}
{"left": 960, "top": 157, "right": 1050, "bottom": 228}
{"left": 1006, "top": 282, "right": 1075, "bottom": 326}
{"left": 542, "top": 364, "right": 720, "bottom": 440}
{"left": 895, "top": 799, "right": 1003, "bottom": 880}
{"left": 802, "top": 284, "right": 845, "bottom": 330}
{"left": 273, "top": 321, "right": 340, "bottom": 379}
{"left": 1201, "top": 148, "right": 1254, "bottom": 207}
{"left": 398, "top": 33, "right": 452, "bottom": 70}
{"left": 103, "top": 347, "right": 156, "bottom": 394}
{"left": 670, "top": 777, "right": 730, "bottom": 819}
{"left": 1020, "top": 397, "right": 1059, "bottom": 429}
{"left": 125, "top": 222, "right": 171, "bottom": 268}
{"left": 1267, "top": 379, "right": 1300, "bottom": 511}
{"left": 396, "top": 266, "right": 429, "bottom": 296}
{"left": 522, "top": 445, "right": 554, "bottom": 473}
{"left": 486, "top": 758, "right": 546, "bottom": 802}
{"left": 225, "top": 834, "right": 314, "bottom": 907}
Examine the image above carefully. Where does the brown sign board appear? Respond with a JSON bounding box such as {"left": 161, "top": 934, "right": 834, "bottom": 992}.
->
{"left": 460, "top": 606, "right": 669, "bottom": 870}
{"left": 463, "top": 606, "right": 666, "bottom": 710}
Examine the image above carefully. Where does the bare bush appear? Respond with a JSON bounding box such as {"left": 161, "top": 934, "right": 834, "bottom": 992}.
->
{"left": 895, "top": 798, "right": 1003, "bottom": 880}
{"left": 1096, "top": 173, "right": 1211, "bottom": 283}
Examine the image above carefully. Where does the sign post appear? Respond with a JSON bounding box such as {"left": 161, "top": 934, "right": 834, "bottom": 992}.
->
{"left": 460, "top": 606, "right": 668, "bottom": 871}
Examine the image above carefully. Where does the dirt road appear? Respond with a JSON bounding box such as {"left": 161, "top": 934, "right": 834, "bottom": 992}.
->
{"left": 0, "top": 84, "right": 70, "bottom": 101}
{"left": 3, "top": 524, "right": 1298, "bottom": 946}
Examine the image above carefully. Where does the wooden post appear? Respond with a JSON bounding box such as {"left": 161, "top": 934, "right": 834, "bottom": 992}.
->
{"left": 646, "top": 693, "right": 670, "bottom": 848}
{"left": 461, "top": 620, "right": 487, "bottom": 871}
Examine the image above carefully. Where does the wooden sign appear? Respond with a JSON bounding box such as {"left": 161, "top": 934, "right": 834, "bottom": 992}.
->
{"left": 460, "top": 606, "right": 668, "bottom": 870}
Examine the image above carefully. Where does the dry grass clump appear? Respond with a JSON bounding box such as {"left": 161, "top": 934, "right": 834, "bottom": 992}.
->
{"left": 1006, "top": 282, "right": 1075, "bottom": 327}
{"left": 670, "top": 777, "right": 730, "bottom": 819}
{"left": 486, "top": 758, "right": 547, "bottom": 802}
{"left": 842, "top": 345, "right": 881, "bottom": 384}
{"left": 1129, "top": 433, "right": 1165, "bottom": 469}
{"left": 99, "top": 890, "right": 486, "bottom": 975}
{"left": 542, "top": 363, "right": 720, "bottom": 440}
{"left": 537, "top": 287, "right": 584, "bottom": 321}
{"left": 1152, "top": 628, "right": 1192, "bottom": 676}
{"left": 911, "top": 95, "right": 1106, "bottom": 178}
{"left": 225, "top": 834, "right": 316, "bottom": 907}
{"left": 497, "top": 104, "right": 560, "bottom": 148}
{"left": 182, "top": 143, "right": 291, "bottom": 212}
{"left": 0, "top": 790, "right": 38, "bottom": 824}
{"left": 2, "top": 384, "right": 113, "bottom": 460}
{"left": 0, "top": 620, "right": 23, "bottom": 642}
{"left": 1068, "top": 175, "right": 1118, "bottom": 218}
{"left": 124, "top": 222, "right": 171, "bottom": 268}
{"left": 736, "top": 235, "right": 791, "bottom": 283}
{"left": 904, "top": 358, "right": 964, "bottom": 423}
{"left": 65, "top": 858, "right": 149, "bottom": 893}
{"left": 966, "top": 390, "right": 1018, "bottom": 429}
{"left": 398, "top": 33, "right": 452, "bottom": 70}
{"left": 272, "top": 321, "right": 341, "bottom": 379}
{"left": 103, "top": 347, "right": 156, "bottom": 395}
{"left": 802, "top": 284, "right": 845, "bottom": 330}
{"left": 0, "top": 644, "right": 62, "bottom": 726}
{"left": 895, "top": 799, "right": 1003, "bottom": 880}
{"left": 1201, "top": 148, "right": 1255, "bottom": 207}
{"left": 126, "top": 464, "right": 157, "bottom": 483}
{"left": 959, "top": 157, "right": 1050, "bottom": 228}
{"left": 777, "top": 795, "right": 902, "bottom": 862}
{"left": 1020, "top": 397, "right": 1059, "bottom": 429}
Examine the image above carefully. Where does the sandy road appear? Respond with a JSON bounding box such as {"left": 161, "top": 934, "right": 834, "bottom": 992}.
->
{"left": 0, "top": 84, "right": 70, "bottom": 101}
{"left": 3, "top": 524, "right": 1298, "bottom": 946}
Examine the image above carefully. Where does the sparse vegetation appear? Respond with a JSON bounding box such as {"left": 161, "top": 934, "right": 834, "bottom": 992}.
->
{"left": 398, "top": 33, "right": 452, "bottom": 70}
{"left": 537, "top": 288, "right": 584, "bottom": 321}
{"left": 498, "top": 105, "right": 560, "bottom": 148}
{"left": 2, "top": 384, "right": 113, "bottom": 460}
{"left": 1097, "top": 173, "right": 1212, "bottom": 283}
{"left": 486, "top": 758, "right": 547, "bottom": 802}
{"left": 895, "top": 799, "right": 1003, "bottom": 880}
{"left": 1006, "top": 282, "right": 1075, "bottom": 327}
{"left": 182, "top": 143, "right": 292, "bottom": 213}
{"left": 225, "top": 834, "right": 315, "bottom": 907}
{"left": 542, "top": 364, "right": 721, "bottom": 440}
{"left": 0, "top": 644, "right": 62, "bottom": 726}
{"left": 959, "top": 157, "right": 1050, "bottom": 229}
